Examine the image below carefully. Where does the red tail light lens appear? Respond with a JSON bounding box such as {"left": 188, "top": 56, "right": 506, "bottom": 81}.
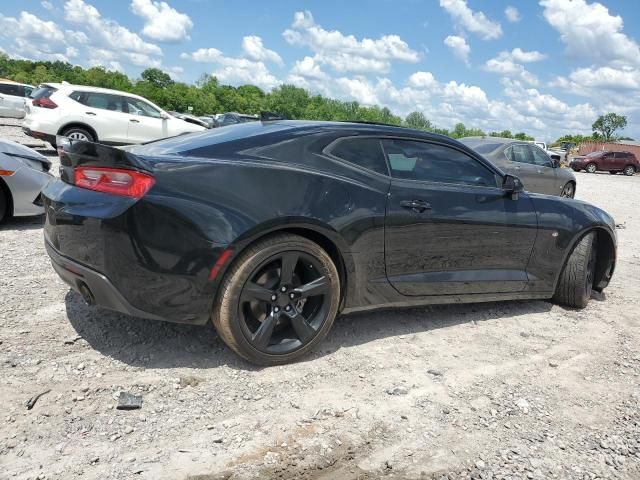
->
{"left": 74, "top": 167, "right": 155, "bottom": 199}
{"left": 32, "top": 97, "right": 58, "bottom": 109}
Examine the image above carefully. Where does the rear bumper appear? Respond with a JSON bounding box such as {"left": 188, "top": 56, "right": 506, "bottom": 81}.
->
{"left": 45, "top": 237, "right": 173, "bottom": 322}
{"left": 22, "top": 127, "right": 56, "bottom": 145}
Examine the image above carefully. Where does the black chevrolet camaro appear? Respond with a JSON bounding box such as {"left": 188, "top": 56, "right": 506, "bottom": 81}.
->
{"left": 43, "top": 120, "right": 617, "bottom": 365}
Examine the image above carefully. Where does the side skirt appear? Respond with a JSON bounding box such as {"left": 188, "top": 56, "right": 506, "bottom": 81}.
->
{"left": 341, "top": 292, "right": 552, "bottom": 315}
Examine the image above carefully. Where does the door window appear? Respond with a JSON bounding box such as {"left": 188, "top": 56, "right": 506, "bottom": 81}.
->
{"left": 530, "top": 146, "right": 554, "bottom": 167}
{"left": 125, "top": 98, "right": 162, "bottom": 118}
{"left": 506, "top": 144, "right": 534, "bottom": 164}
{"left": 382, "top": 139, "right": 498, "bottom": 187}
{"left": 80, "top": 93, "right": 125, "bottom": 112}
{"left": 0, "top": 83, "right": 22, "bottom": 96}
{"left": 328, "top": 137, "right": 388, "bottom": 176}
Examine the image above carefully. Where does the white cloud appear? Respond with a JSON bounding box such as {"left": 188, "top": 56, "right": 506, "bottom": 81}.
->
{"left": 241, "top": 36, "right": 283, "bottom": 65}
{"left": 64, "top": 0, "right": 162, "bottom": 56}
{"left": 439, "top": 0, "right": 502, "bottom": 40}
{"left": 504, "top": 6, "right": 521, "bottom": 22}
{"left": 283, "top": 10, "right": 420, "bottom": 74}
{"left": 290, "top": 56, "right": 327, "bottom": 80}
{"left": 41, "top": 1, "right": 54, "bottom": 10}
{"left": 181, "top": 47, "right": 279, "bottom": 90}
{"left": 0, "top": 11, "right": 72, "bottom": 62}
{"left": 443, "top": 35, "right": 470, "bottom": 65}
{"left": 408, "top": 71, "right": 438, "bottom": 89}
{"left": 540, "top": 0, "right": 640, "bottom": 66}
{"left": 130, "top": 0, "right": 193, "bottom": 43}
{"left": 509, "top": 48, "right": 547, "bottom": 63}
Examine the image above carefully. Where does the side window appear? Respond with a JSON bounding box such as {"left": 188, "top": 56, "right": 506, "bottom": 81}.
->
{"left": 0, "top": 83, "right": 21, "bottom": 96}
{"left": 82, "top": 93, "right": 125, "bottom": 112}
{"left": 23, "top": 86, "right": 33, "bottom": 97}
{"left": 530, "top": 146, "right": 553, "bottom": 167}
{"left": 506, "top": 144, "right": 533, "bottom": 164}
{"left": 382, "top": 139, "right": 498, "bottom": 187}
{"left": 125, "top": 98, "right": 162, "bottom": 118}
{"left": 329, "top": 138, "right": 388, "bottom": 176}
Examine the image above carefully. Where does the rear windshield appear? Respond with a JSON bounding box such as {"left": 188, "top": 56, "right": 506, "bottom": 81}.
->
{"left": 30, "top": 86, "right": 57, "bottom": 99}
{"left": 468, "top": 143, "right": 503, "bottom": 154}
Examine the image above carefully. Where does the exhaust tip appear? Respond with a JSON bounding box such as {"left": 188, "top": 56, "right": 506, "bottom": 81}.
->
{"left": 78, "top": 282, "right": 95, "bottom": 306}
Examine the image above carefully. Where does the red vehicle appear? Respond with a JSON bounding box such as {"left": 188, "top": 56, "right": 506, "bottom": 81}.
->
{"left": 570, "top": 151, "right": 639, "bottom": 176}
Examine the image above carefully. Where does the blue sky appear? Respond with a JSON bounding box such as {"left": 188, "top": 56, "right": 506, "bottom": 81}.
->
{"left": 1, "top": 0, "right": 640, "bottom": 140}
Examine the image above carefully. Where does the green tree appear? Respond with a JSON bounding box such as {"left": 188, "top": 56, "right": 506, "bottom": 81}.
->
{"left": 592, "top": 113, "right": 627, "bottom": 141}
{"left": 404, "top": 111, "right": 432, "bottom": 131}
{"left": 141, "top": 68, "right": 174, "bottom": 89}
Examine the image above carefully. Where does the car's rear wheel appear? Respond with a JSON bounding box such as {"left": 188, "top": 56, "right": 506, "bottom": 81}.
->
{"left": 586, "top": 163, "right": 597, "bottom": 173}
{"left": 213, "top": 233, "right": 340, "bottom": 365}
{"left": 553, "top": 232, "right": 597, "bottom": 309}
{"left": 560, "top": 182, "right": 575, "bottom": 198}
{"left": 61, "top": 127, "right": 94, "bottom": 142}
{"left": 623, "top": 165, "right": 636, "bottom": 176}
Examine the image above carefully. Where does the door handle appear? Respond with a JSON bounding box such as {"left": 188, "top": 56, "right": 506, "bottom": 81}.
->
{"left": 400, "top": 200, "right": 432, "bottom": 213}
{"left": 130, "top": 119, "right": 140, "bottom": 123}
{"left": 85, "top": 112, "right": 96, "bottom": 116}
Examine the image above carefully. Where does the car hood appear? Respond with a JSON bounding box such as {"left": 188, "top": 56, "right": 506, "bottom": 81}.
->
{"left": 0, "top": 138, "right": 51, "bottom": 168}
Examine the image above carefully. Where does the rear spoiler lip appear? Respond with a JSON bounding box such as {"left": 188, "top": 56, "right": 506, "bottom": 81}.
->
{"left": 56, "top": 135, "right": 153, "bottom": 173}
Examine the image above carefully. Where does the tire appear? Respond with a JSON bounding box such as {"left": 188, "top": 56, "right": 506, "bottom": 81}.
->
{"left": 212, "top": 233, "right": 340, "bottom": 365}
{"left": 623, "top": 165, "right": 636, "bottom": 176}
{"left": 553, "top": 232, "right": 597, "bottom": 309}
{"left": 0, "top": 187, "right": 7, "bottom": 224}
{"left": 560, "top": 182, "right": 575, "bottom": 198}
{"left": 586, "top": 163, "right": 597, "bottom": 173}
{"left": 61, "top": 126, "right": 95, "bottom": 142}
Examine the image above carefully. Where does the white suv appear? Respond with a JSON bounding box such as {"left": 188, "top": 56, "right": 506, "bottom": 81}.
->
{"left": 0, "top": 80, "right": 34, "bottom": 118}
{"left": 23, "top": 83, "right": 205, "bottom": 148}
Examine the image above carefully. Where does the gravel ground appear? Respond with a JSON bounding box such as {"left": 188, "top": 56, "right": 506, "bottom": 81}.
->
{"left": 1, "top": 120, "right": 639, "bottom": 480}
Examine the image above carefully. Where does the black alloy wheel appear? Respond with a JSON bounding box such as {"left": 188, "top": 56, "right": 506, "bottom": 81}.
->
{"left": 213, "top": 233, "right": 340, "bottom": 365}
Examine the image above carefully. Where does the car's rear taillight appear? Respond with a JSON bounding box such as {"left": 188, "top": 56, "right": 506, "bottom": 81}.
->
{"left": 32, "top": 97, "right": 58, "bottom": 109}
{"left": 74, "top": 167, "right": 155, "bottom": 199}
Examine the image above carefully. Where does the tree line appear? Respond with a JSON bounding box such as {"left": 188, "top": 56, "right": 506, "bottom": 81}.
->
{"left": 3, "top": 54, "right": 628, "bottom": 143}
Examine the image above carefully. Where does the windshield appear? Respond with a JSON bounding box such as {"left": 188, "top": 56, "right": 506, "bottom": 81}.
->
{"left": 468, "top": 143, "right": 503, "bottom": 154}
{"left": 29, "top": 86, "right": 57, "bottom": 99}
{"left": 586, "top": 151, "right": 604, "bottom": 157}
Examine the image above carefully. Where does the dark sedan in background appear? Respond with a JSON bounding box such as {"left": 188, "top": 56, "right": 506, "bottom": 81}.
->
{"left": 460, "top": 137, "right": 577, "bottom": 198}
{"left": 42, "top": 121, "right": 616, "bottom": 364}
{"left": 570, "top": 150, "right": 639, "bottom": 176}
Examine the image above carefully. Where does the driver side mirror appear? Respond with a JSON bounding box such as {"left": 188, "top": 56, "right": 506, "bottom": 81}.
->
{"left": 503, "top": 174, "right": 524, "bottom": 200}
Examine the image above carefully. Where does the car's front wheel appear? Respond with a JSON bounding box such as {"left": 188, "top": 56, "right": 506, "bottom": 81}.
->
{"left": 553, "top": 232, "right": 597, "bottom": 309}
{"left": 213, "top": 233, "right": 340, "bottom": 365}
{"left": 61, "top": 126, "right": 95, "bottom": 142}
{"left": 586, "top": 163, "right": 597, "bottom": 173}
{"left": 623, "top": 165, "right": 636, "bottom": 176}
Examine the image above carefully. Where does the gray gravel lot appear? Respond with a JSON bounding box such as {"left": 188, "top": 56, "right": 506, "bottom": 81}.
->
{"left": 1, "top": 120, "right": 639, "bottom": 480}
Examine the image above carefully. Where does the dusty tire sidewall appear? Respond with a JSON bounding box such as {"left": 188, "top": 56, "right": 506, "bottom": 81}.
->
{"left": 62, "top": 127, "right": 94, "bottom": 142}
{"left": 213, "top": 236, "right": 340, "bottom": 365}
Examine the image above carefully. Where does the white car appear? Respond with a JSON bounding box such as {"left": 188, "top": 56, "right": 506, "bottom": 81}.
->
{"left": 0, "top": 139, "right": 52, "bottom": 222}
{"left": 23, "top": 83, "right": 205, "bottom": 148}
{"left": 0, "top": 80, "right": 34, "bottom": 119}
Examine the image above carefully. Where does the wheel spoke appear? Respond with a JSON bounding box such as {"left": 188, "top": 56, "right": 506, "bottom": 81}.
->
{"left": 241, "top": 282, "right": 274, "bottom": 303}
{"left": 289, "top": 312, "right": 316, "bottom": 342}
{"left": 294, "top": 276, "right": 329, "bottom": 298}
{"left": 252, "top": 311, "right": 279, "bottom": 348}
{"left": 279, "top": 252, "right": 298, "bottom": 285}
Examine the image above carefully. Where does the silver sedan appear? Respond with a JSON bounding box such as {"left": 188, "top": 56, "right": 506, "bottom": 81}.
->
{"left": 0, "top": 139, "right": 53, "bottom": 222}
{"left": 460, "top": 137, "right": 577, "bottom": 197}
